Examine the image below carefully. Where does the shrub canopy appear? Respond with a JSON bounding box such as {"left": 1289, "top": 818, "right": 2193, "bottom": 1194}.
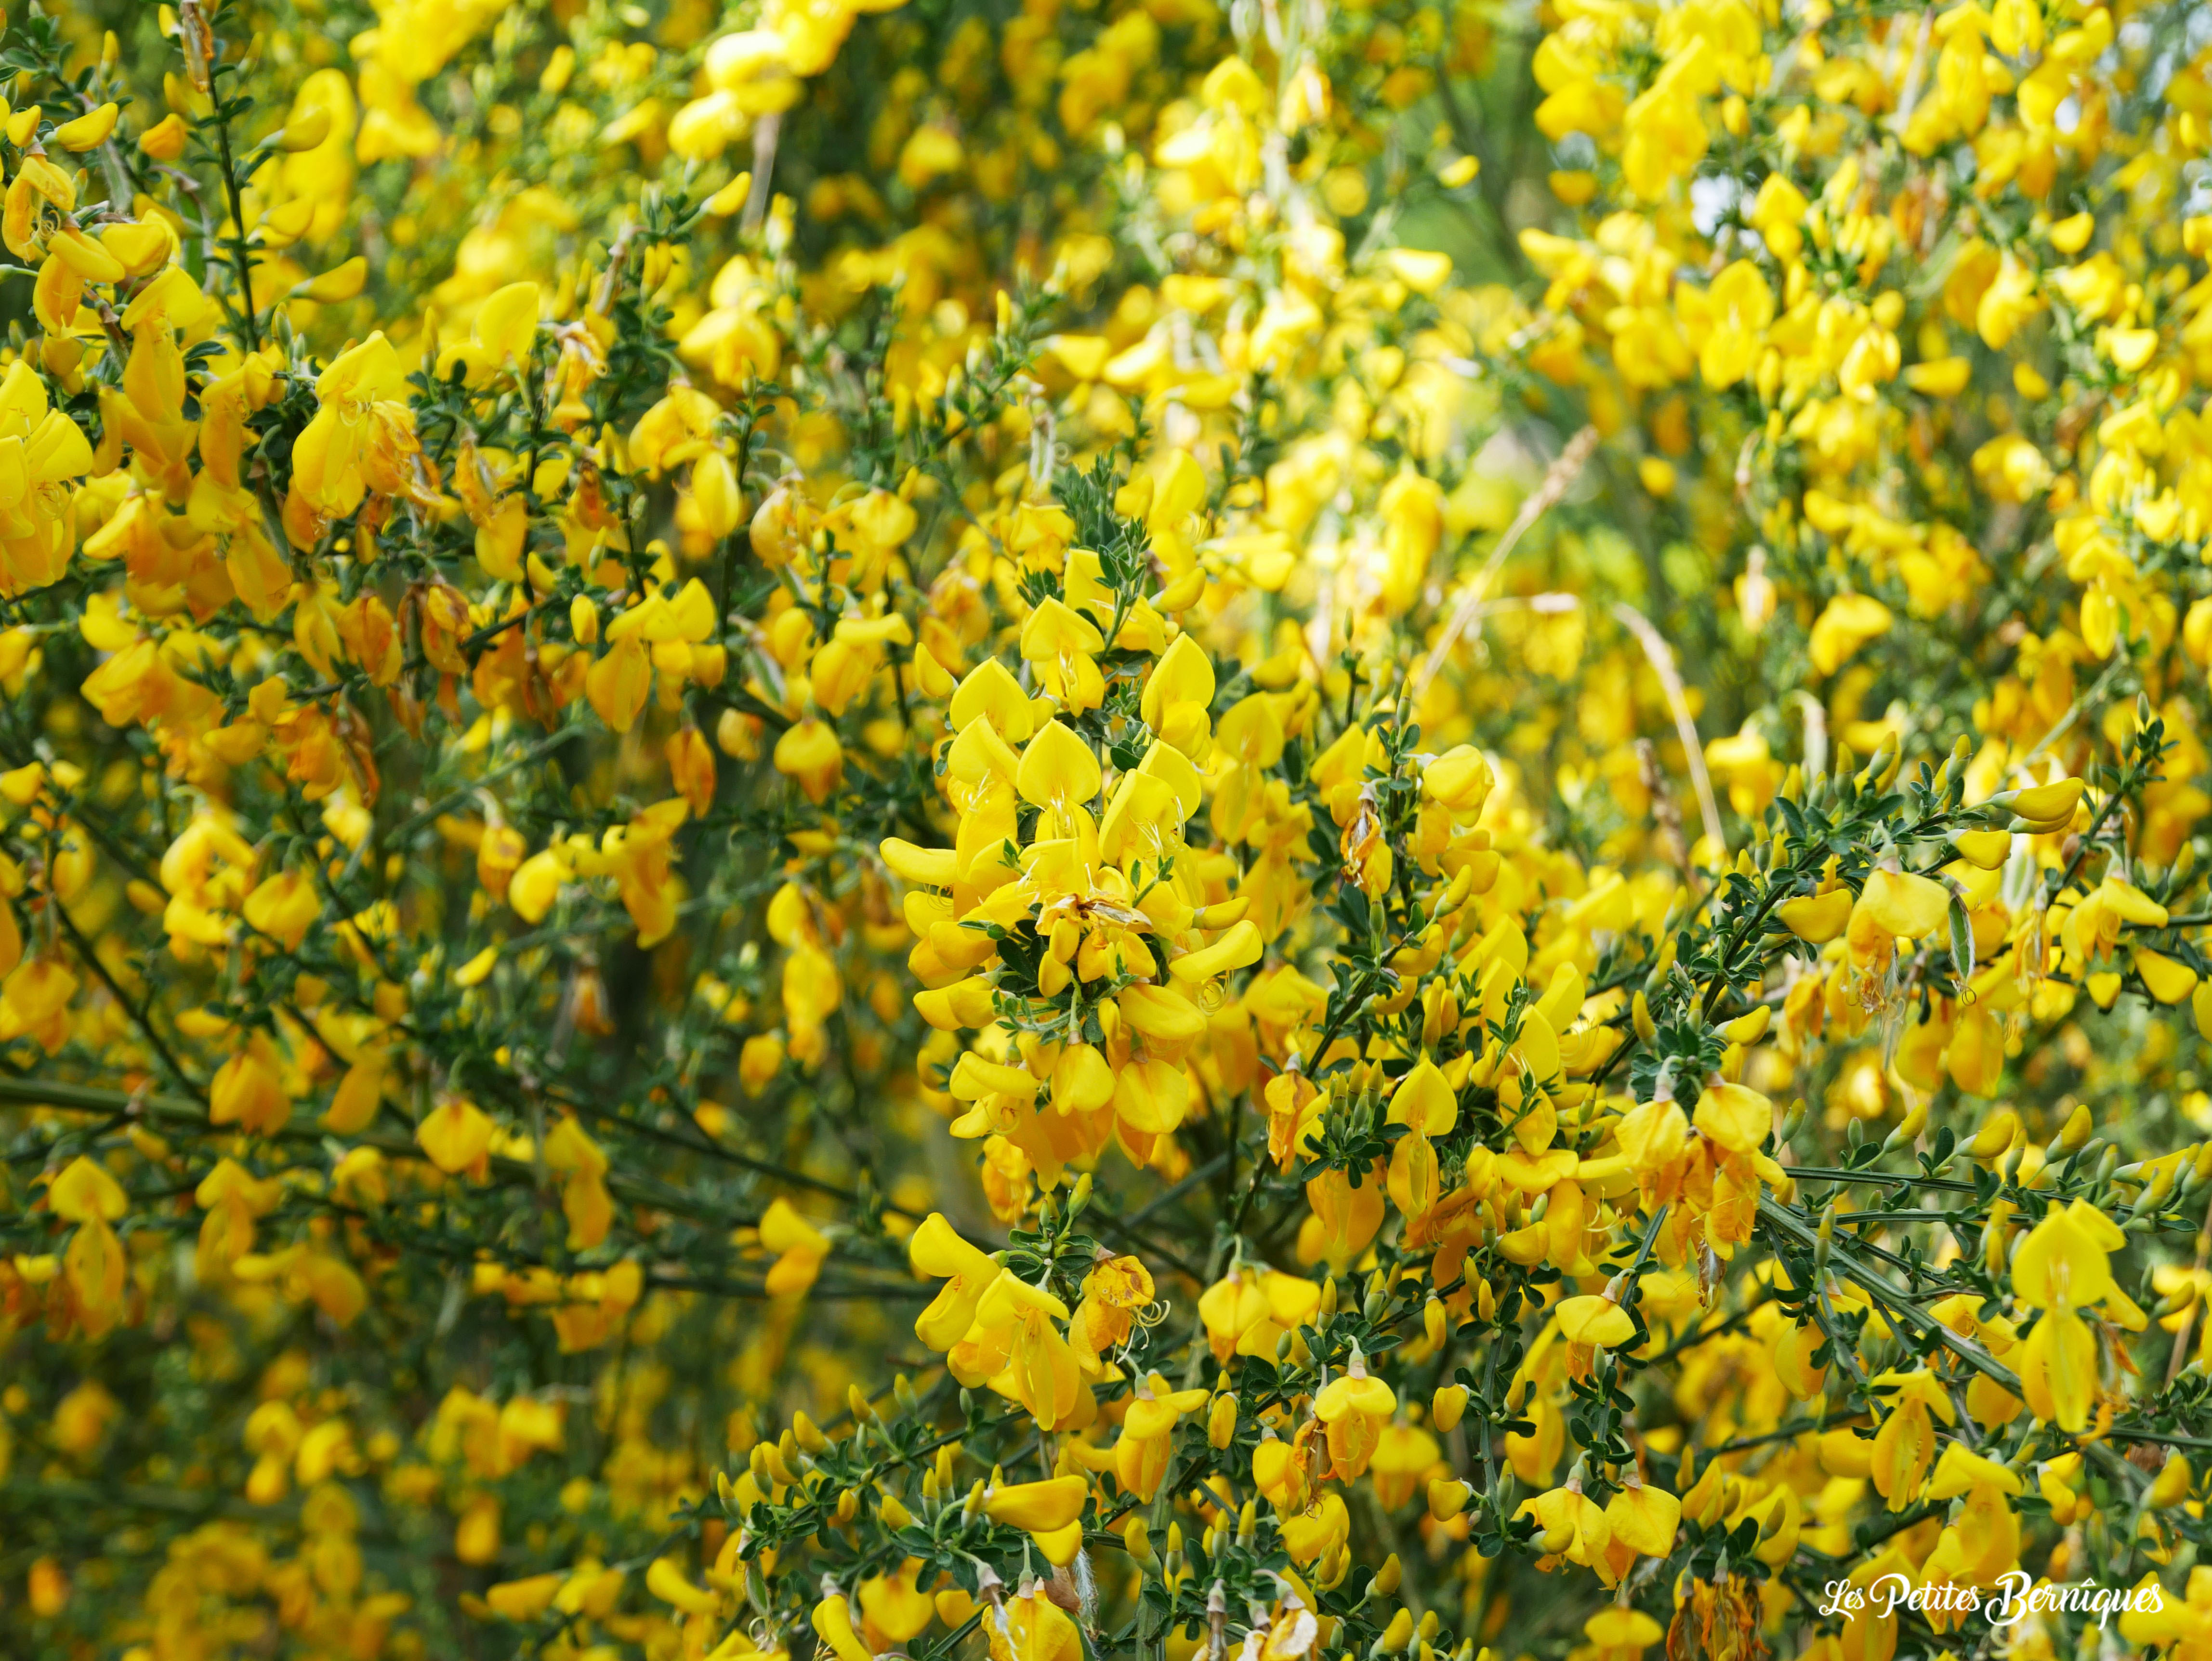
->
{"left": 5, "top": 0, "right": 2212, "bottom": 1657}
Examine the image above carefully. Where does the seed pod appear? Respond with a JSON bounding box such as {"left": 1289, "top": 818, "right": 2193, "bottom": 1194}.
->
{"left": 1947, "top": 892, "right": 1975, "bottom": 987}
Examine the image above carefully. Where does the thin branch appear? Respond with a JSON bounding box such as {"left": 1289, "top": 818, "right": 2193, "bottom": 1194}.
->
{"left": 1412, "top": 424, "right": 1599, "bottom": 699}
{"left": 1613, "top": 602, "right": 1725, "bottom": 856}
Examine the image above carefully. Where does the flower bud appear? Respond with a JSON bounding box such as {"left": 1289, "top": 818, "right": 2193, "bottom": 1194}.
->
{"left": 693, "top": 450, "right": 745, "bottom": 539}
{"left": 1206, "top": 1392, "right": 1236, "bottom": 1450}
{"left": 1432, "top": 1384, "right": 1468, "bottom": 1433}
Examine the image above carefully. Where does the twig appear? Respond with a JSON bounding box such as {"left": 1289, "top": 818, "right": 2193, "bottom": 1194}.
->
{"left": 2015, "top": 654, "right": 2130, "bottom": 771}
{"left": 1890, "top": 7, "right": 1937, "bottom": 129}
{"left": 1412, "top": 424, "right": 1599, "bottom": 699}
{"left": 744, "top": 113, "right": 781, "bottom": 233}
{"left": 1758, "top": 1195, "right": 2021, "bottom": 1393}
{"left": 1613, "top": 602, "right": 1725, "bottom": 855}
{"left": 2166, "top": 1190, "right": 2212, "bottom": 1384}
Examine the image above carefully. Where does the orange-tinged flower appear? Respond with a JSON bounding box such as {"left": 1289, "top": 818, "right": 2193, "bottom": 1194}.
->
{"left": 1071, "top": 1252, "right": 1154, "bottom": 1361}
{"left": 417, "top": 1095, "right": 495, "bottom": 1178}
{"left": 291, "top": 333, "right": 412, "bottom": 518}
{"left": 210, "top": 1034, "right": 292, "bottom": 1135}
{"left": 584, "top": 634, "right": 653, "bottom": 734}
{"left": 48, "top": 1155, "right": 128, "bottom": 1223}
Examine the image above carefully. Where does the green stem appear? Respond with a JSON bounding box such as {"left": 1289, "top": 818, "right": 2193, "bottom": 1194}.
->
{"left": 212, "top": 113, "right": 262, "bottom": 353}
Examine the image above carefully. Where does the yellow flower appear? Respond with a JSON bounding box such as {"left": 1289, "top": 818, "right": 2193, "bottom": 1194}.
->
{"left": 813, "top": 1591, "right": 874, "bottom": 1661}
{"left": 1868, "top": 1369, "right": 1954, "bottom": 1510}
{"left": 1519, "top": 1481, "right": 1610, "bottom": 1567}
{"left": 1603, "top": 1474, "right": 1681, "bottom": 1560}
{"left": 291, "top": 333, "right": 412, "bottom": 518}
{"left": 436, "top": 282, "right": 542, "bottom": 385}
{"left": 1370, "top": 1421, "right": 1441, "bottom": 1509}
{"left": 1684, "top": 261, "right": 1774, "bottom": 388}
{"left": 1555, "top": 1292, "right": 1637, "bottom": 1350}
{"left": 983, "top": 1583, "right": 1082, "bottom": 1661}
{"left": 1692, "top": 1081, "right": 1772, "bottom": 1156}
{"left": 774, "top": 716, "right": 845, "bottom": 803}
{"left": 1845, "top": 868, "right": 1952, "bottom": 971}
{"left": 908, "top": 1213, "right": 1001, "bottom": 1351}
{"left": 0, "top": 360, "right": 93, "bottom": 592}
{"left": 48, "top": 1155, "right": 128, "bottom": 1224}
{"left": 857, "top": 1558, "right": 935, "bottom": 1644}
{"left": 1776, "top": 888, "right": 1853, "bottom": 943}
{"left": 966, "top": 1273, "right": 1084, "bottom": 1429}
{"left": 1198, "top": 1266, "right": 1321, "bottom": 1360}
{"left": 2064, "top": 871, "right": 2168, "bottom": 964}
{"left": 1313, "top": 1349, "right": 1396, "bottom": 1479}
{"left": 1070, "top": 1252, "right": 1154, "bottom": 1361}
{"left": 1112, "top": 1375, "right": 1207, "bottom": 1501}
{"left": 2013, "top": 1200, "right": 2120, "bottom": 1311}
{"left": 1019, "top": 597, "right": 1106, "bottom": 713}
{"left": 416, "top": 1094, "right": 495, "bottom": 1178}
{"left": 541, "top": 1118, "right": 613, "bottom": 1250}
{"left": 1584, "top": 1607, "right": 1665, "bottom": 1661}
{"left": 1806, "top": 593, "right": 1894, "bottom": 676}
{"left": 210, "top": 1034, "right": 292, "bottom": 1136}
{"left": 760, "top": 1197, "right": 830, "bottom": 1296}
{"left": 646, "top": 1556, "right": 720, "bottom": 1616}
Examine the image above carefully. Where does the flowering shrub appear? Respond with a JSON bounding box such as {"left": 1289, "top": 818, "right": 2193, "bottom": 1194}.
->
{"left": 5, "top": 0, "right": 2212, "bottom": 1657}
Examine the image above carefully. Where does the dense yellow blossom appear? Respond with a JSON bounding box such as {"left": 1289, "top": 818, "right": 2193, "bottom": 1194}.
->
{"left": 5, "top": 0, "right": 2212, "bottom": 1656}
